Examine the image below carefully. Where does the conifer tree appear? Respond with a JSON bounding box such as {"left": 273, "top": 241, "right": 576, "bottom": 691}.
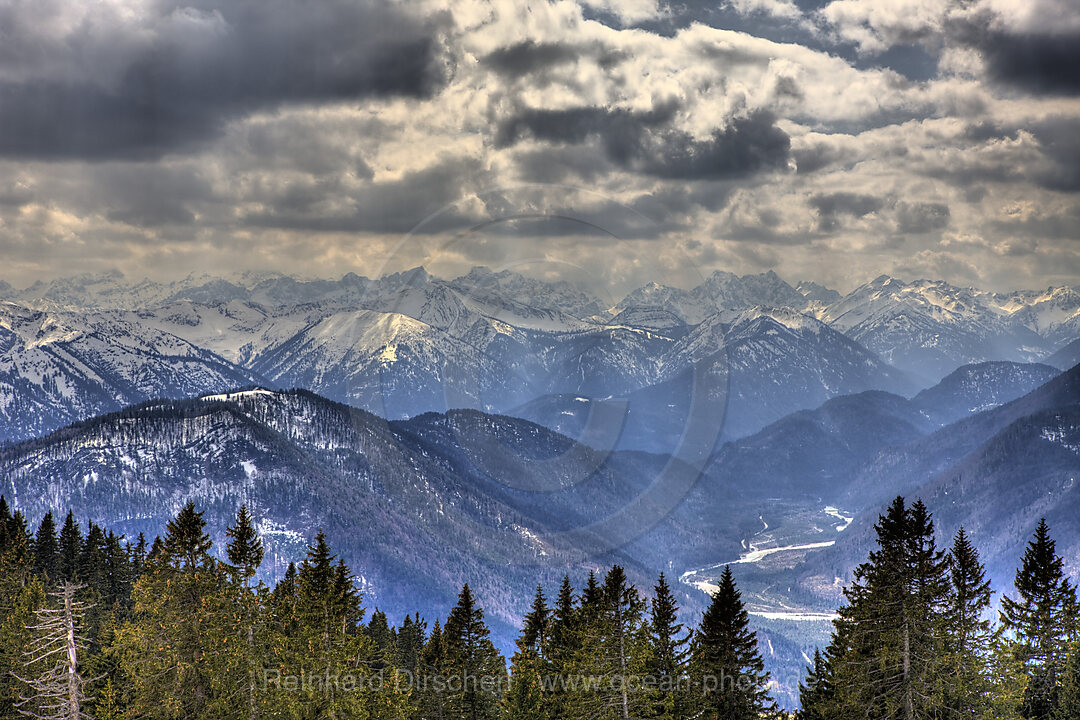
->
{"left": 796, "top": 648, "right": 832, "bottom": 720}
{"left": 419, "top": 620, "right": 448, "bottom": 720}
{"left": 368, "top": 608, "right": 395, "bottom": 672}
{"left": 225, "top": 504, "right": 264, "bottom": 586}
{"left": 0, "top": 580, "right": 46, "bottom": 717}
{"left": 396, "top": 613, "right": 427, "bottom": 681}
{"left": 545, "top": 575, "right": 578, "bottom": 719}
{"left": 522, "top": 585, "right": 550, "bottom": 654}
{"left": 266, "top": 531, "right": 380, "bottom": 719}
{"left": 56, "top": 513, "right": 81, "bottom": 583}
{"left": 77, "top": 522, "right": 108, "bottom": 598}
{"left": 1056, "top": 642, "right": 1080, "bottom": 720}
{"left": 118, "top": 502, "right": 230, "bottom": 719}
{"left": 689, "top": 566, "right": 777, "bottom": 720}
{"left": 441, "top": 583, "right": 505, "bottom": 720}
{"left": 32, "top": 513, "right": 60, "bottom": 582}
{"left": 0, "top": 496, "right": 11, "bottom": 553}
{"left": 224, "top": 506, "right": 263, "bottom": 720}
{"left": 506, "top": 589, "right": 551, "bottom": 720}
{"left": 646, "top": 573, "right": 690, "bottom": 720}
{"left": 944, "top": 526, "right": 993, "bottom": 718}
{"left": 1001, "top": 519, "right": 1078, "bottom": 720}
{"left": 605, "top": 566, "right": 647, "bottom": 720}
{"left": 829, "top": 497, "right": 950, "bottom": 720}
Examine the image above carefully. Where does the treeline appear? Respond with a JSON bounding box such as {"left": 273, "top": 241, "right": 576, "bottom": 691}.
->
{"left": 0, "top": 496, "right": 1078, "bottom": 719}
{"left": 798, "top": 497, "right": 1080, "bottom": 720}
{"left": 0, "top": 497, "right": 776, "bottom": 720}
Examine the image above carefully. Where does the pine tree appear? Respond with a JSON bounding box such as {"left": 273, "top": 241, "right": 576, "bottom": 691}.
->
{"left": 506, "top": 588, "right": 551, "bottom": 720}
{"left": 57, "top": 514, "right": 81, "bottom": 583}
{"left": 522, "top": 585, "right": 550, "bottom": 654}
{"left": 225, "top": 505, "right": 264, "bottom": 586}
{"left": 1056, "top": 641, "right": 1080, "bottom": 720}
{"left": 442, "top": 583, "right": 506, "bottom": 720}
{"left": 829, "top": 496, "right": 950, "bottom": 720}
{"left": 1001, "top": 519, "right": 1078, "bottom": 720}
{"left": 118, "top": 502, "right": 230, "bottom": 719}
{"left": 545, "top": 575, "right": 578, "bottom": 720}
{"left": 224, "top": 505, "right": 264, "bottom": 720}
{"left": 419, "top": 619, "right": 448, "bottom": 720}
{"left": 368, "top": 608, "right": 395, "bottom": 672}
{"left": 690, "top": 566, "right": 777, "bottom": 720}
{"left": 944, "top": 526, "right": 993, "bottom": 718}
{"left": 796, "top": 648, "right": 832, "bottom": 720}
{"left": 646, "top": 573, "right": 690, "bottom": 720}
{"left": 32, "top": 513, "right": 60, "bottom": 582}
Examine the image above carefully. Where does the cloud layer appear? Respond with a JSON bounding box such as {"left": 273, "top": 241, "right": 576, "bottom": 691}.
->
{"left": 1, "top": 0, "right": 1078, "bottom": 293}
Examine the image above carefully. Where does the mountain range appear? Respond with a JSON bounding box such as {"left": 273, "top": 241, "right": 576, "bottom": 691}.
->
{"left": 3, "top": 267, "right": 1080, "bottom": 449}
{"left": 2, "top": 356, "right": 1078, "bottom": 705}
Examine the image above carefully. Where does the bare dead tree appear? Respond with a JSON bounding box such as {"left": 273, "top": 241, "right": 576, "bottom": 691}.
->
{"left": 12, "top": 582, "right": 93, "bottom": 720}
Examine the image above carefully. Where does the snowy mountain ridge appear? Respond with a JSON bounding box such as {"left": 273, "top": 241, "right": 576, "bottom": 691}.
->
{"left": 1, "top": 266, "right": 1079, "bottom": 445}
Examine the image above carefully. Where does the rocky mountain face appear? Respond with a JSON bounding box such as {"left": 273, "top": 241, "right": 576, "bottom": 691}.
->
{"left": 0, "top": 388, "right": 730, "bottom": 642}
{"left": 793, "top": 363, "right": 1080, "bottom": 614}
{"left": 3, "top": 267, "right": 1080, "bottom": 449}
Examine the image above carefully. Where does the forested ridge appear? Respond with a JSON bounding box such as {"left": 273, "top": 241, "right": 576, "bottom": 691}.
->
{"left": 0, "top": 496, "right": 1077, "bottom": 719}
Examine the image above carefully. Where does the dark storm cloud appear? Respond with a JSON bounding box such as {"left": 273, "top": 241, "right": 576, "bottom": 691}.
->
{"left": 243, "top": 157, "right": 482, "bottom": 235}
{"left": 793, "top": 143, "right": 850, "bottom": 174}
{"left": 480, "top": 40, "right": 581, "bottom": 76}
{"left": 980, "top": 32, "right": 1080, "bottom": 95}
{"left": 809, "top": 192, "right": 885, "bottom": 231}
{"left": 1030, "top": 118, "right": 1080, "bottom": 192}
{"left": 948, "top": 11, "right": 1080, "bottom": 96}
{"left": 895, "top": 201, "right": 949, "bottom": 234}
{"left": 644, "top": 113, "right": 791, "bottom": 180}
{"left": 809, "top": 192, "right": 884, "bottom": 217}
{"left": 495, "top": 101, "right": 680, "bottom": 153}
{"left": 0, "top": 0, "right": 449, "bottom": 161}
{"left": 497, "top": 104, "right": 790, "bottom": 180}
{"left": 942, "top": 117, "right": 1080, "bottom": 192}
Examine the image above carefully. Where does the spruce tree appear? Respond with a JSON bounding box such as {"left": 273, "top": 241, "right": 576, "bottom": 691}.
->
{"left": 368, "top": 608, "right": 395, "bottom": 672}
{"left": 420, "top": 619, "right": 448, "bottom": 720}
{"left": 647, "top": 573, "right": 690, "bottom": 720}
{"left": 57, "top": 512, "right": 81, "bottom": 583}
{"left": 690, "top": 566, "right": 777, "bottom": 720}
{"left": 266, "top": 531, "right": 379, "bottom": 719}
{"left": 796, "top": 648, "right": 832, "bottom": 720}
{"left": 1001, "top": 519, "right": 1078, "bottom": 720}
{"left": 546, "top": 575, "right": 578, "bottom": 719}
{"left": 522, "top": 585, "right": 550, "bottom": 654}
{"left": 78, "top": 522, "right": 108, "bottom": 597}
{"left": 31, "top": 512, "right": 60, "bottom": 581}
{"left": 224, "top": 505, "right": 263, "bottom": 720}
{"left": 506, "top": 588, "right": 551, "bottom": 720}
{"left": 1056, "top": 641, "right": 1080, "bottom": 720}
{"left": 944, "top": 526, "right": 993, "bottom": 718}
{"left": 829, "top": 496, "right": 950, "bottom": 720}
{"left": 225, "top": 504, "right": 264, "bottom": 586}
{"left": 396, "top": 613, "right": 426, "bottom": 680}
{"left": 118, "top": 502, "right": 230, "bottom": 719}
{"left": 442, "top": 583, "right": 506, "bottom": 720}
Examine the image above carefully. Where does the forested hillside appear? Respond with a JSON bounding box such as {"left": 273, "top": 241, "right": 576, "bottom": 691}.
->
{"left": 0, "top": 497, "right": 1077, "bottom": 719}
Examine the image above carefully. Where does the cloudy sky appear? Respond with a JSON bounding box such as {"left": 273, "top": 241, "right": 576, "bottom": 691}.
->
{"left": 1, "top": 0, "right": 1079, "bottom": 294}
